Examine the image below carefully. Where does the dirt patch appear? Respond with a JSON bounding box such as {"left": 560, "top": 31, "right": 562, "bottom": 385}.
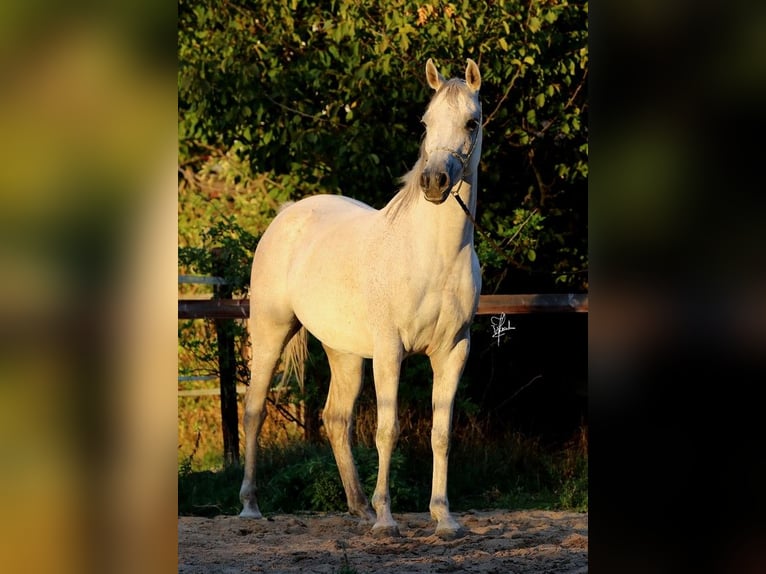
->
{"left": 178, "top": 509, "right": 587, "bottom": 573}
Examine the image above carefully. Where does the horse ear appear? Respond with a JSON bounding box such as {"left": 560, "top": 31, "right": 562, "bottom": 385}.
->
{"left": 425, "top": 58, "right": 444, "bottom": 91}
{"left": 465, "top": 58, "right": 481, "bottom": 92}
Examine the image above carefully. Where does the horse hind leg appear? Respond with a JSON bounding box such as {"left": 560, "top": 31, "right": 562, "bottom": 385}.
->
{"left": 239, "top": 315, "right": 301, "bottom": 518}
{"left": 322, "top": 346, "right": 375, "bottom": 522}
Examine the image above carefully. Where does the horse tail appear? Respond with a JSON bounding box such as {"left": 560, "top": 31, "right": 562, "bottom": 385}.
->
{"left": 281, "top": 326, "right": 308, "bottom": 396}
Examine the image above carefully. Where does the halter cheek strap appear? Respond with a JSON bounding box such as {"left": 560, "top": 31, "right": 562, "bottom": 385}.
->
{"left": 424, "top": 112, "right": 482, "bottom": 180}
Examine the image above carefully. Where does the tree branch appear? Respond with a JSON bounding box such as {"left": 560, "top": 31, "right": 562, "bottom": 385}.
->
{"left": 483, "top": 65, "right": 522, "bottom": 128}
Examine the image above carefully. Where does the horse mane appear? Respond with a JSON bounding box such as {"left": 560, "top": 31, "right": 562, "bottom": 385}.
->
{"left": 382, "top": 151, "right": 425, "bottom": 223}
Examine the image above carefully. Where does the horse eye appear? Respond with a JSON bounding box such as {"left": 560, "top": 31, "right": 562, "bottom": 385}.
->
{"left": 466, "top": 118, "right": 479, "bottom": 131}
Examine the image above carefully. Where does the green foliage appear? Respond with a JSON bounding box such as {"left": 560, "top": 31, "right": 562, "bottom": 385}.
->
{"left": 179, "top": 0, "right": 588, "bottom": 292}
{"left": 255, "top": 443, "right": 421, "bottom": 513}
{"left": 336, "top": 552, "right": 358, "bottom": 574}
{"left": 179, "top": 428, "right": 202, "bottom": 478}
{"left": 179, "top": 465, "right": 244, "bottom": 516}
{"left": 178, "top": 427, "right": 588, "bottom": 515}
{"left": 264, "top": 450, "right": 345, "bottom": 511}
{"left": 178, "top": 216, "right": 257, "bottom": 388}
{"left": 552, "top": 427, "right": 589, "bottom": 511}
{"left": 179, "top": 215, "right": 259, "bottom": 295}
{"left": 556, "top": 457, "right": 588, "bottom": 511}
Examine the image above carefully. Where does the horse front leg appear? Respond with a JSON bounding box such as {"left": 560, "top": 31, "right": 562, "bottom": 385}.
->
{"left": 429, "top": 337, "right": 470, "bottom": 539}
{"left": 370, "top": 346, "right": 403, "bottom": 537}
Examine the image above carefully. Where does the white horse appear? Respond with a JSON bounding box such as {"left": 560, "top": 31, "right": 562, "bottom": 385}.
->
{"left": 239, "top": 58, "right": 483, "bottom": 539}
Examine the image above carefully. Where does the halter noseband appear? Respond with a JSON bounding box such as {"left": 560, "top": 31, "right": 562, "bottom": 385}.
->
{"left": 423, "top": 111, "right": 482, "bottom": 183}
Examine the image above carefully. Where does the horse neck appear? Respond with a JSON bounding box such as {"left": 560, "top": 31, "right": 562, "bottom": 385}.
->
{"left": 408, "top": 173, "right": 477, "bottom": 261}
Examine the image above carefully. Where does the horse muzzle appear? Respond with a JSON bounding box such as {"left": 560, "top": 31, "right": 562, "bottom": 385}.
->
{"left": 420, "top": 171, "right": 452, "bottom": 204}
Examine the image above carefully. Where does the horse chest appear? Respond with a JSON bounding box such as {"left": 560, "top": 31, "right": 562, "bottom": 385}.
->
{"left": 396, "top": 265, "right": 479, "bottom": 354}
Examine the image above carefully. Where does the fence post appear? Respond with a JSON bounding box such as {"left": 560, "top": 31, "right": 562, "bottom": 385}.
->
{"left": 212, "top": 248, "right": 240, "bottom": 468}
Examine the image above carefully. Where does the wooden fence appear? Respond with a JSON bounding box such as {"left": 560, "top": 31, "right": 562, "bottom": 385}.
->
{"left": 179, "top": 275, "right": 588, "bottom": 466}
{"left": 178, "top": 292, "right": 588, "bottom": 319}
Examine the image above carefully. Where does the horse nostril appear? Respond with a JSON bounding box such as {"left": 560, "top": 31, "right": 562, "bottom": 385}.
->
{"left": 420, "top": 171, "right": 449, "bottom": 196}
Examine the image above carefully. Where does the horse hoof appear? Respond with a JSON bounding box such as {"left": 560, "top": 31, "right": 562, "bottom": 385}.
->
{"left": 239, "top": 508, "right": 263, "bottom": 519}
{"left": 371, "top": 524, "right": 401, "bottom": 538}
{"left": 436, "top": 526, "right": 466, "bottom": 540}
{"left": 351, "top": 507, "right": 377, "bottom": 524}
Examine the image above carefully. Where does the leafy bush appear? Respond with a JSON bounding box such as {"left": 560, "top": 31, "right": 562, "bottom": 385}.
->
{"left": 178, "top": 426, "right": 588, "bottom": 515}
{"left": 178, "top": 216, "right": 257, "bottom": 393}
{"left": 179, "top": 0, "right": 588, "bottom": 293}
{"left": 257, "top": 443, "right": 422, "bottom": 513}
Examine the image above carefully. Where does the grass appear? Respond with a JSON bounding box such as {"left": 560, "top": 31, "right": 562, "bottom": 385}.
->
{"left": 178, "top": 394, "right": 588, "bottom": 516}
{"left": 336, "top": 550, "right": 358, "bottom": 574}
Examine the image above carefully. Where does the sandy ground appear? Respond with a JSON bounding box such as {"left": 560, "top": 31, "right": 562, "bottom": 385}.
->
{"left": 178, "top": 509, "right": 588, "bottom": 573}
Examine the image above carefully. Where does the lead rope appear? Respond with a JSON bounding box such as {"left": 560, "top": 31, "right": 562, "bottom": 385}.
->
{"left": 447, "top": 113, "right": 523, "bottom": 270}
{"left": 433, "top": 109, "right": 526, "bottom": 270}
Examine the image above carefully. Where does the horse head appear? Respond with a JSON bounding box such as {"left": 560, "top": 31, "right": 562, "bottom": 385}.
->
{"left": 419, "top": 58, "right": 482, "bottom": 204}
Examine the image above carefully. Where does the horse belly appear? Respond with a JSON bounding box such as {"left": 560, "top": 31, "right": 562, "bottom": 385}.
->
{"left": 285, "top": 210, "right": 377, "bottom": 357}
{"left": 290, "top": 256, "right": 374, "bottom": 356}
{"left": 298, "top": 304, "right": 375, "bottom": 358}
